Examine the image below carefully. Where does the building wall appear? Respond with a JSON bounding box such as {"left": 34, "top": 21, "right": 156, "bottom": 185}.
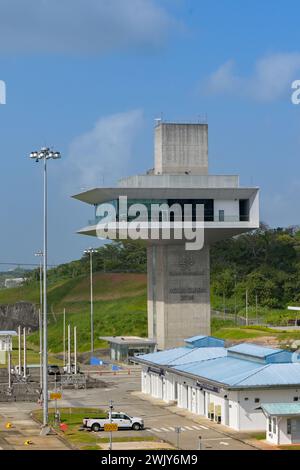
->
{"left": 266, "top": 417, "right": 292, "bottom": 445}
{"left": 154, "top": 123, "right": 208, "bottom": 176}
{"left": 238, "top": 389, "right": 300, "bottom": 431}
{"left": 147, "top": 244, "right": 211, "bottom": 350}
{"left": 141, "top": 368, "right": 300, "bottom": 431}
{"left": 214, "top": 200, "right": 239, "bottom": 221}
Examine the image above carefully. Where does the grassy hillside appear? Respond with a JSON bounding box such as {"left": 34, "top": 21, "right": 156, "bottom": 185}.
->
{"left": 2, "top": 271, "right": 300, "bottom": 355}
{"left": 0, "top": 273, "right": 147, "bottom": 353}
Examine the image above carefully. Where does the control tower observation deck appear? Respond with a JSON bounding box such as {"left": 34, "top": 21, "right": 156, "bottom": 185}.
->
{"left": 73, "top": 122, "right": 259, "bottom": 350}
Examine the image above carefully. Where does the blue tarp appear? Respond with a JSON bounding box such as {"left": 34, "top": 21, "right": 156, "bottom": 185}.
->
{"left": 90, "top": 357, "right": 103, "bottom": 366}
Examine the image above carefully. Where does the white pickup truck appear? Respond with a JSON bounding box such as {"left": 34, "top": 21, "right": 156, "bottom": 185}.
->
{"left": 83, "top": 411, "right": 144, "bottom": 432}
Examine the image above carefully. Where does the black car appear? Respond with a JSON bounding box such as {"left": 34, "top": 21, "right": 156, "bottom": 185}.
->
{"left": 48, "top": 365, "right": 61, "bottom": 375}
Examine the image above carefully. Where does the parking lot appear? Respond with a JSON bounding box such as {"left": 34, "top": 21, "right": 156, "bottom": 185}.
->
{"left": 57, "top": 372, "right": 257, "bottom": 451}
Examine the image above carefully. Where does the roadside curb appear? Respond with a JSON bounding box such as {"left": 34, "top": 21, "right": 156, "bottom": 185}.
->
{"left": 131, "top": 391, "right": 265, "bottom": 451}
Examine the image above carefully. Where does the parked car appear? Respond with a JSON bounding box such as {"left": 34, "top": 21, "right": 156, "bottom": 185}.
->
{"left": 47, "top": 365, "right": 61, "bottom": 376}
{"left": 83, "top": 411, "right": 144, "bottom": 432}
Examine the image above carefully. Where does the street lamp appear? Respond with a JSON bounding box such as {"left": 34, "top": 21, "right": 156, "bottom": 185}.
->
{"left": 84, "top": 247, "right": 98, "bottom": 355}
{"left": 35, "top": 250, "right": 43, "bottom": 395}
{"left": 30, "top": 147, "right": 61, "bottom": 428}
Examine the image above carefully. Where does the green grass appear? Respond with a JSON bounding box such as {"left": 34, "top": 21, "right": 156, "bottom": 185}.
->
{"left": 33, "top": 407, "right": 159, "bottom": 450}
{"left": 3, "top": 271, "right": 300, "bottom": 354}
{"left": 33, "top": 407, "right": 107, "bottom": 426}
{"left": 249, "top": 432, "right": 266, "bottom": 441}
{"left": 212, "top": 320, "right": 300, "bottom": 346}
{"left": 0, "top": 273, "right": 147, "bottom": 353}
{"left": 279, "top": 445, "right": 300, "bottom": 450}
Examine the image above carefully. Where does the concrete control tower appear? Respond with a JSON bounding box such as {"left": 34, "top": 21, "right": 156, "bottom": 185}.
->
{"left": 73, "top": 122, "right": 259, "bottom": 350}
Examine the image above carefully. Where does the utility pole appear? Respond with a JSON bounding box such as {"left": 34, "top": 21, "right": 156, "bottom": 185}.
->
{"left": 39, "top": 309, "right": 43, "bottom": 393}
{"left": 67, "top": 324, "right": 71, "bottom": 374}
{"left": 234, "top": 273, "right": 237, "bottom": 324}
{"left": 18, "top": 325, "right": 21, "bottom": 376}
{"left": 8, "top": 349, "right": 11, "bottom": 391}
{"left": 23, "top": 327, "right": 27, "bottom": 379}
{"left": 84, "top": 248, "right": 97, "bottom": 355}
{"left": 63, "top": 308, "right": 66, "bottom": 368}
{"left": 246, "top": 289, "right": 249, "bottom": 326}
{"left": 255, "top": 294, "right": 258, "bottom": 324}
{"left": 109, "top": 400, "right": 114, "bottom": 451}
{"left": 35, "top": 250, "right": 43, "bottom": 394}
{"left": 74, "top": 326, "right": 77, "bottom": 375}
{"left": 30, "top": 147, "right": 61, "bottom": 427}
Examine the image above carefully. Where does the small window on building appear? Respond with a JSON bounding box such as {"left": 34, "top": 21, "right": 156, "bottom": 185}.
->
{"left": 268, "top": 418, "right": 272, "bottom": 433}
{"left": 287, "top": 419, "right": 292, "bottom": 435}
{"left": 294, "top": 397, "right": 299, "bottom": 402}
{"left": 244, "top": 397, "right": 249, "bottom": 401}
{"left": 273, "top": 418, "right": 276, "bottom": 434}
{"left": 254, "top": 398, "right": 260, "bottom": 403}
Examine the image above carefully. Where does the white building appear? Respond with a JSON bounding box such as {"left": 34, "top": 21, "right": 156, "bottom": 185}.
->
{"left": 262, "top": 403, "right": 300, "bottom": 445}
{"left": 134, "top": 336, "right": 300, "bottom": 432}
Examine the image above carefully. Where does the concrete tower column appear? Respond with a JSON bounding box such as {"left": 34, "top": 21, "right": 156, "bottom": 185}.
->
{"left": 148, "top": 243, "right": 211, "bottom": 350}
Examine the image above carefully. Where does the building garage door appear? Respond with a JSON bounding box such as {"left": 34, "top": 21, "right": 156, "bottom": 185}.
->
{"left": 291, "top": 419, "right": 300, "bottom": 443}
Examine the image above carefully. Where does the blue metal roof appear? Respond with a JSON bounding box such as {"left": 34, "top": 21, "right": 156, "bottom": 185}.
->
{"left": 185, "top": 335, "right": 207, "bottom": 343}
{"left": 262, "top": 403, "right": 300, "bottom": 416}
{"left": 137, "top": 339, "right": 300, "bottom": 389}
{"left": 227, "top": 343, "right": 284, "bottom": 358}
{"left": 174, "top": 356, "right": 264, "bottom": 386}
{"left": 185, "top": 335, "right": 225, "bottom": 349}
{"left": 235, "top": 363, "right": 300, "bottom": 387}
{"left": 174, "top": 357, "right": 300, "bottom": 388}
{"left": 137, "top": 347, "right": 226, "bottom": 366}
{"left": 136, "top": 347, "right": 188, "bottom": 365}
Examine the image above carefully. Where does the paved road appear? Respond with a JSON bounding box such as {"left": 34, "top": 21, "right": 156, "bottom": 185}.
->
{"left": 59, "top": 374, "right": 256, "bottom": 451}
{"left": 0, "top": 404, "right": 69, "bottom": 450}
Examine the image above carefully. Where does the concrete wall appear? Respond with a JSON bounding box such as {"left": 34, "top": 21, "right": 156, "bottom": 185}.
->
{"left": 118, "top": 174, "right": 240, "bottom": 189}
{"left": 214, "top": 200, "right": 240, "bottom": 221}
{"left": 147, "top": 243, "right": 211, "bottom": 350}
{"left": 0, "top": 302, "right": 38, "bottom": 332}
{"left": 154, "top": 123, "right": 208, "bottom": 176}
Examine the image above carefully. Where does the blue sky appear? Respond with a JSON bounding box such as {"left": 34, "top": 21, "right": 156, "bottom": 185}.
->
{"left": 1, "top": 0, "right": 300, "bottom": 268}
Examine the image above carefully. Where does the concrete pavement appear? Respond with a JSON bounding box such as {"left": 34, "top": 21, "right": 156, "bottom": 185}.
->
{"left": 59, "top": 374, "right": 257, "bottom": 451}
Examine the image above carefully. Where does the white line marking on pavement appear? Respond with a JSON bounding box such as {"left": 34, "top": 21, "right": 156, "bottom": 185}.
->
{"left": 220, "top": 441, "right": 229, "bottom": 446}
{"left": 192, "top": 425, "right": 202, "bottom": 430}
{"left": 150, "top": 428, "right": 162, "bottom": 433}
{"left": 184, "top": 426, "right": 194, "bottom": 431}
{"left": 204, "top": 437, "right": 231, "bottom": 441}
{"left": 199, "top": 425, "right": 209, "bottom": 430}
{"left": 168, "top": 427, "right": 175, "bottom": 431}
{"left": 160, "top": 427, "right": 170, "bottom": 432}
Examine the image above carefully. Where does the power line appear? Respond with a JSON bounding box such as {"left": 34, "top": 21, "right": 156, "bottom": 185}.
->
{"left": 0, "top": 262, "right": 57, "bottom": 267}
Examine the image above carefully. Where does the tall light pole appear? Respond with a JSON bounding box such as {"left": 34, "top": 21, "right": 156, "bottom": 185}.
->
{"left": 30, "top": 147, "right": 61, "bottom": 427}
{"left": 84, "top": 248, "right": 97, "bottom": 355}
{"left": 35, "top": 250, "right": 43, "bottom": 394}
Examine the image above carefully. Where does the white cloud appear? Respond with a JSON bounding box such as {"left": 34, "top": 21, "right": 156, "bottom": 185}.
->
{"left": 204, "top": 53, "right": 300, "bottom": 101}
{"left": 0, "top": 0, "right": 174, "bottom": 54}
{"left": 68, "top": 109, "right": 143, "bottom": 189}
